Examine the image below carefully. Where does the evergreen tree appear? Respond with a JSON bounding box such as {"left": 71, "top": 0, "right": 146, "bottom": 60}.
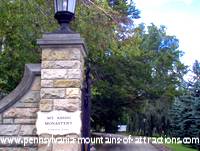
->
{"left": 190, "top": 61, "right": 200, "bottom": 137}
{"left": 170, "top": 60, "right": 200, "bottom": 147}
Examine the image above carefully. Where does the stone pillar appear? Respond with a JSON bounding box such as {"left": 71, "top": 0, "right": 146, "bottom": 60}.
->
{"left": 37, "top": 33, "right": 86, "bottom": 151}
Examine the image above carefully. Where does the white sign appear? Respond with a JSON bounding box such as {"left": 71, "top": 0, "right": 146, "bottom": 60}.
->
{"left": 118, "top": 125, "right": 127, "bottom": 132}
{"left": 36, "top": 110, "right": 81, "bottom": 135}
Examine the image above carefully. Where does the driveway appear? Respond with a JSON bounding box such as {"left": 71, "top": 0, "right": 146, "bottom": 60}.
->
{"left": 91, "top": 133, "right": 160, "bottom": 151}
{"left": 95, "top": 143, "right": 159, "bottom": 151}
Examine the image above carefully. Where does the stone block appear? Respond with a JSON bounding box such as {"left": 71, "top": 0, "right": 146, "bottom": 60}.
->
{"left": 41, "top": 80, "right": 53, "bottom": 88}
{"left": 3, "top": 118, "right": 14, "bottom": 124}
{"left": 52, "top": 143, "right": 80, "bottom": 151}
{"left": 42, "top": 61, "right": 81, "bottom": 69}
{"left": 19, "top": 125, "right": 36, "bottom": 135}
{"left": 41, "top": 69, "right": 68, "bottom": 79}
{"left": 68, "top": 69, "right": 82, "bottom": 79}
{"left": 14, "top": 118, "right": 36, "bottom": 124}
{"left": 66, "top": 88, "right": 81, "bottom": 99}
{"left": 3, "top": 108, "right": 38, "bottom": 118}
{"left": 0, "top": 148, "right": 37, "bottom": 151}
{"left": 31, "top": 77, "right": 41, "bottom": 91}
{"left": 42, "top": 48, "right": 81, "bottom": 61}
{"left": 40, "top": 99, "right": 53, "bottom": 112}
{"left": 15, "top": 103, "right": 39, "bottom": 108}
{"left": 19, "top": 91, "right": 40, "bottom": 103}
{"left": 54, "top": 99, "right": 81, "bottom": 112}
{"left": 54, "top": 79, "right": 81, "bottom": 88}
{"left": 41, "top": 88, "right": 66, "bottom": 99}
{"left": 0, "top": 114, "right": 2, "bottom": 124}
{"left": 0, "top": 125, "right": 20, "bottom": 135}
{"left": 38, "top": 144, "right": 52, "bottom": 151}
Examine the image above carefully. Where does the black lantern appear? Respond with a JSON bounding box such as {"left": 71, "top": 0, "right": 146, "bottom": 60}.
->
{"left": 54, "top": 0, "right": 77, "bottom": 33}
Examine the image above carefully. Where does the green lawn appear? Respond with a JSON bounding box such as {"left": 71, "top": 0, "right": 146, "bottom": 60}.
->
{"left": 165, "top": 144, "right": 197, "bottom": 151}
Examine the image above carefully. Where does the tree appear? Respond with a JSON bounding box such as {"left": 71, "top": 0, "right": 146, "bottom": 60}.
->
{"left": 0, "top": 0, "right": 141, "bottom": 131}
{"left": 0, "top": 0, "right": 138, "bottom": 91}
{"left": 122, "top": 24, "right": 187, "bottom": 136}
{"left": 91, "top": 24, "right": 187, "bottom": 132}
{"left": 0, "top": 0, "right": 56, "bottom": 92}
{"left": 0, "top": 0, "right": 187, "bottom": 134}
{"left": 170, "top": 60, "right": 200, "bottom": 148}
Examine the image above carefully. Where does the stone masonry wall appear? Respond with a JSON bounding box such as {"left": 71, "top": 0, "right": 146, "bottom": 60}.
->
{"left": 0, "top": 76, "right": 40, "bottom": 150}
{"left": 39, "top": 45, "right": 85, "bottom": 151}
{"left": 0, "top": 33, "right": 87, "bottom": 151}
{"left": 40, "top": 47, "right": 84, "bottom": 113}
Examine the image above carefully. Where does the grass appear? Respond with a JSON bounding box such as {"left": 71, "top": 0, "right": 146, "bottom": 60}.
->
{"left": 165, "top": 144, "right": 197, "bottom": 151}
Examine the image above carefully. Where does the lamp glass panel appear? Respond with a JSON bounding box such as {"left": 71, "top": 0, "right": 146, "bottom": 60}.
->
{"left": 68, "top": 0, "right": 76, "bottom": 13}
{"left": 54, "top": 0, "right": 57, "bottom": 13}
{"left": 57, "top": 0, "right": 63, "bottom": 12}
{"left": 63, "top": 0, "right": 68, "bottom": 11}
{"left": 54, "top": 0, "right": 76, "bottom": 13}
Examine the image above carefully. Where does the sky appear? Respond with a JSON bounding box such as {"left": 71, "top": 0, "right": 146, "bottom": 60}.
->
{"left": 133, "top": 0, "right": 200, "bottom": 67}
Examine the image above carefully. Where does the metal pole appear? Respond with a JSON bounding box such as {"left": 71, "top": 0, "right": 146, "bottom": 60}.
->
{"left": 82, "top": 63, "right": 91, "bottom": 151}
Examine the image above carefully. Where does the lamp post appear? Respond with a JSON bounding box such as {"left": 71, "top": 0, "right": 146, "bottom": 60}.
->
{"left": 54, "top": 0, "right": 77, "bottom": 33}
{"left": 37, "top": 1, "right": 89, "bottom": 150}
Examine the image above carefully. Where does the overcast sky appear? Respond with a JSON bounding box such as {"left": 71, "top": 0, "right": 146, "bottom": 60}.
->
{"left": 133, "top": 0, "right": 200, "bottom": 67}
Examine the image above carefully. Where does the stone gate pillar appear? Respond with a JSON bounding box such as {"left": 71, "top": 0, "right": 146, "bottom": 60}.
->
{"left": 37, "top": 33, "right": 87, "bottom": 151}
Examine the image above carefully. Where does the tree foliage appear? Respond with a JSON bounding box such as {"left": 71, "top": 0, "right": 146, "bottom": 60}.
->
{"left": 0, "top": 0, "right": 56, "bottom": 93}
{"left": 91, "top": 23, "right": 187, "bottom": 132}
{"left": 0, "top": 0, "right": 188, "bottom": 134}
{"left": 170, "top": 60, "right": 200, "bottom": 141}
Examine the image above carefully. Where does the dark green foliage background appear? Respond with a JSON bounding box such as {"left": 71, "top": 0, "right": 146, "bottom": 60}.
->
{"left": 0, "top": 0, "right": 192, "bottom": 135}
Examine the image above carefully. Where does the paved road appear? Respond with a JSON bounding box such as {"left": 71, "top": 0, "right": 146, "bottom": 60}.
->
{"left": 95, "top": 144, "right": 158, "bottom": 151}
{"left": 91, "top": 133, "right": 159, "bottom": 151}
